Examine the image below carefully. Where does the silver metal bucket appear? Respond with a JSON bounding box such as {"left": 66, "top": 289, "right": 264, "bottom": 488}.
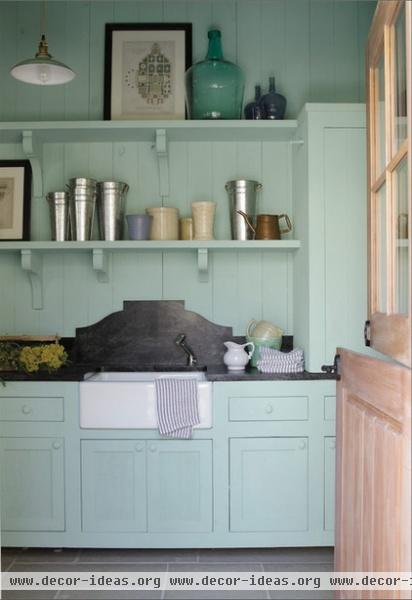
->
{"left": 47, "top": 191, "right": 70, "bottom": 241}
{"left": 67, "top": 179, "right": 97, "bottom": 241}
{"left": 96, "top": 181, "right": 129, "bottom": 241}
{"left": 225, "top": 179, "right": 262, "bottom": 240}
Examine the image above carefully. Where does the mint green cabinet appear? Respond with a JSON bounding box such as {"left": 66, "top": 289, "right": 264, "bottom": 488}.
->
{"left": 147, "top": 440, "right": 213, "bottom": 533}
{"left": 81, "top": 440, "right": 147, "bottom": 533}
{"left": 81, "top": 439, "right": 213, "bottom": 535}
{"left": 324, "top": 437, "right": 336, "bottom": 532}
{"left": 229, "top": 437, "right": 308, "bottom": 532}
{"left": 0, "top": 437, "right": 65, "bottom": 532}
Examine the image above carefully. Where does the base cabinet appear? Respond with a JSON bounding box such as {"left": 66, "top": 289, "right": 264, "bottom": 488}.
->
{"left": 81, "top": 439, "right": 213, "bottom": 534}
{"left": 229, "top": 437, "right": 309, "bottom": 532}
{"left": 0, "top": 437, "right": 65, "bottom": 532}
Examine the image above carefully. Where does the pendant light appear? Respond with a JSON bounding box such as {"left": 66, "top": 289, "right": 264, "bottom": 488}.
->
{"left": 10, "top": 1, "right": 75, "bottom": 86}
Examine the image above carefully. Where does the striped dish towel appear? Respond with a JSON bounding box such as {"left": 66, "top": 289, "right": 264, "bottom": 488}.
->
{"left": 155, "top": 378, "right": 200, "bottom": 439}
{"left": 257, "top": 347, "right": 305, "bottom": 373}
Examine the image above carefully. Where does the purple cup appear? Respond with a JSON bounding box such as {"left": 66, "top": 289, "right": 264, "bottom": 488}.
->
{"left": 126, "top": 214, "right": 153, "bottom": 240}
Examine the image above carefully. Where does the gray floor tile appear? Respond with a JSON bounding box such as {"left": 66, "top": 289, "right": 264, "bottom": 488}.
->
{"left": 167, "top": 562, "right": 263, "bottom": 573}
{"left": 164, "top": 594, "right": 269, "bottom": 599}
{"left": 78, "top": 549, "right": 198, "bottom": 564}
{"left": 268, "top": 592, "right": 333, "bottom": 599}
{"left": 1, "top": 593, "right": 57, "bottom": 600}
{"left": 13, "top": 548, "right": 80, "bottom": 564}
{"left": 1, "top": 548, "right": 23, "bottom": 559}
{"left": 198, "top": 547, "right": 333, "bottom": 564}
{"left": 1, "top": 556, "right": 16, "bottom": 570}
{"left": 262, "top": 562, "right": 334, "bottom": 572}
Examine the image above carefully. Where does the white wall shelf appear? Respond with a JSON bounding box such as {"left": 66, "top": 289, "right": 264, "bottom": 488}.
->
{"left": 0, "top": 240, "right": 300, "bottom": 309}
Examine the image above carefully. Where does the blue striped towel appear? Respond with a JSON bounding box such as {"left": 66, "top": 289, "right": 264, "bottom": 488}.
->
{"left": 257, "top": 347, "right": 305, "bottom": 373}
{"left": 155, "top": 378, "right": 200, "bottom": 439}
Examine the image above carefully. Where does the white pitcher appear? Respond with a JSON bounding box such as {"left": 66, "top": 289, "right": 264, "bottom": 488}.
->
{"left": 223, "top": 341, "right": 255, "bottom": 371}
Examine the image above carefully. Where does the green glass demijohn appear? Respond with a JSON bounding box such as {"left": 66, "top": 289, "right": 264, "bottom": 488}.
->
{"left": 185, "top": 29, "right": 245, "bottom": 119}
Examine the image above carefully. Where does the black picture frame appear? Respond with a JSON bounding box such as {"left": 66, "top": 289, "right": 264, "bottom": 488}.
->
{"left": 104, "top": 23, "right": 192, "bottom": 121}
{"left": 0, "top": 160, "right": 32, "bottom": 241}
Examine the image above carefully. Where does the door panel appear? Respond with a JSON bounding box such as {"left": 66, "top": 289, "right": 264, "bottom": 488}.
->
{"left": 81, "top": 440, "right": 147, "bottom": 533}
{"left": 335, "top": 349, "right": 411, "bottom": 598}
{"left": 0, "top": 437, "right": 65, "bottom": 532}
{"left": 147, "top": 440, "right": 213, "bottom": 533}
{"left": 230, "top": 437, "right": 308, "bottom": 532}
{"left": 366, "top": 0, "right": 411, "bottom": 364}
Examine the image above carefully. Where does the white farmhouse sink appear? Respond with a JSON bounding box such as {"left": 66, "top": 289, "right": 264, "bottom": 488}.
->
{"left": 80, "top": 371, "right": 212, "bottom": 429}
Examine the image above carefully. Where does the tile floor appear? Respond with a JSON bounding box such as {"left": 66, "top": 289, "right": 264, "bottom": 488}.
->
{"left": 1, "top": 547, "right": 334, "bottom": 599}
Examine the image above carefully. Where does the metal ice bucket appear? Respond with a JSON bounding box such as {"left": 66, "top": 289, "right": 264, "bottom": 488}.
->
{"left": 225, "top": 179, "right": 262, "bottom": 240}
{"left": 47, "top": 191, "right": 70, "bottom": 241}
{"left": 67, "top": 178, "right": 97, "bottom": 241}
{"left": 96, "top": 181, "right": 129, "bottom": 241}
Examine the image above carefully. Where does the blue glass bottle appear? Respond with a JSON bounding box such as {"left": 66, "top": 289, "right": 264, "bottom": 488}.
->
{"left": 260, "top": 76, "right": 286, "bottom": 120}
{"left": 244, "top": 85, "right": 265, "bottom": 120}
{"left": 185, "top": 29, "right": 244, "bottom": 119}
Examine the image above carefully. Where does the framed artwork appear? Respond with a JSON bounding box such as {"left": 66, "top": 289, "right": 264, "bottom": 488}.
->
{"left": 104, "top": 23, "right": 192, "bottom": 121}
{"left": 0, "top": 160, "right": 31, "bottom": 241}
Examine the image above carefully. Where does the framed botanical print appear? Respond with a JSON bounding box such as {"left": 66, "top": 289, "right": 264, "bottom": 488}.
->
{"left": 0, "top": 160, "right": 31, "bottom": 241}
{"left": 104, "top": 23, "right": 192, "bottom": 120}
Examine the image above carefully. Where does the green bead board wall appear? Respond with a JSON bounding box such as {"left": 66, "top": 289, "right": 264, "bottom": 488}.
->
{"left": 0, "top": 1, "right": 376, "bottom": 121}
{"left": 0, "top": 1, "right": 375, "bottom": 340}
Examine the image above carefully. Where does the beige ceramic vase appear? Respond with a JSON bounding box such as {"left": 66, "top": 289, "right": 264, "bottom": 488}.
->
{"left": 145, "top": 207, "right": 179, "bottom": 240}
{"left": 191, "top": 201, "right": 216, "bottom": 240}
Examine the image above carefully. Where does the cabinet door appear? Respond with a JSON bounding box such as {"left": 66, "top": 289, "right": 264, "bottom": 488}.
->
{"left": 0, "top": 437, "right": 64, "bottom": 531}
{"left": 230, "top": 437, "right": 308, "bottom": 532}
{"left": 81, "top": 440, "right": 147, "bottom": 533}
{"left": 147, "top": 440, "right": 213, "bottom": 533}
{"left": 324, "top": 437, "right": 336, "bottom": 532}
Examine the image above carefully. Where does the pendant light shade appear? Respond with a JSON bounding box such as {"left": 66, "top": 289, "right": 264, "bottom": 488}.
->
{"left": 10, "top": 33, "right": 75, "bottom": 86}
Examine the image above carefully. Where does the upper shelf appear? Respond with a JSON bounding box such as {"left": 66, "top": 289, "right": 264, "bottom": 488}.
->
{"left": 0, "top": 119, "right": 299, "bottom": 144}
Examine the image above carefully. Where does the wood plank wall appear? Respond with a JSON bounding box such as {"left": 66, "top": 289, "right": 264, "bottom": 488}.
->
{"left": 0, "top": 1, "right": 375, "bottom": 338}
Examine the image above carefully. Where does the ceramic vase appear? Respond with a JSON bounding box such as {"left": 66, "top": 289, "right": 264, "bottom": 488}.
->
{"left": 191, "top": 201, "right": 216, "bottom": 240}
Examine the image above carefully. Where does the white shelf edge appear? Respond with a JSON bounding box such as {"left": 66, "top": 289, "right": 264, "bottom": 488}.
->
{"left": 0, "top": 240, "right": 301, "bottom": 251}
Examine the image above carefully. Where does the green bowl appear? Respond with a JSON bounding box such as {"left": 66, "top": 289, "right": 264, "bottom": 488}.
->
{"left": 246, "top": 335, "right": 282, "bottom": 367}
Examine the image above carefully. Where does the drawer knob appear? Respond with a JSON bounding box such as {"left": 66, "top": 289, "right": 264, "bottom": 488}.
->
{"left": 149, "top": 444, "right": 157, "bottom": 453}
{"left": 265, "top": 404, "right": 274, "bottom": 414}
{"left": 21, "top": 405, "right": 32, "bottom": 415}
{"left": 135, "top": 443, "right": 144, "bottom": 453}
{"left": 52, "top": 440, "right": 62, "bottom": 450}
{"left": 298, "top": 440, "right": 306, "bottom": 450}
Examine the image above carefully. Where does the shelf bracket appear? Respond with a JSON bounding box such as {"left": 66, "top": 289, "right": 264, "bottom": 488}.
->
{"left": 22, "top": 130, "right": 43, "bottom": 199}
{"left": 155, "top": 128, "right": 169, "bottom": 201}
{"left": 197, "top": 248, "right": 209, "bottom": 283}
{"left": 21, "top": 250, "right": 43, "bottom": 310}
{"left": 92, "top": 249, "right": 111, "bottom": 283}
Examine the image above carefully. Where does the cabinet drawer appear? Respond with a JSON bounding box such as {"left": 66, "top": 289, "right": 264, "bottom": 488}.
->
{"left": 0, "top": 397, "right": 64, "bottom": 422}
{"left": 228, "top": 396, "right": 308, "bottom": 421}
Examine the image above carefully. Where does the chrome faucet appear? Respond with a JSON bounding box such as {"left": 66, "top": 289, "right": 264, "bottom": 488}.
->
{"left": 174, "top": 333, "right": 197, "bottom": 366}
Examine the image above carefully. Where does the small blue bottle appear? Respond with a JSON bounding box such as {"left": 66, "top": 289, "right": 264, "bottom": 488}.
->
{"left": 260, "top": 76, "right": 286, "bottom": 120}
{"left": 244, "top": 85, "right": 265, "bottom": 120}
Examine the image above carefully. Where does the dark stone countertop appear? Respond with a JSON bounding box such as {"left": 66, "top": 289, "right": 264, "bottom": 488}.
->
{"left": 0, "top": 364, "right": 338, "bottom": 382}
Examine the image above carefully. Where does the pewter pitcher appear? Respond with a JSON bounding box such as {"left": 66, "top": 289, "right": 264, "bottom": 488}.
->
{"left": 225, "top": 179, "right": 262, "bottom": 240}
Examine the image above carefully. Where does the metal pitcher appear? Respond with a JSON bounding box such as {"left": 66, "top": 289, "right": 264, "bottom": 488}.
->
{"left": 225, "top": 179, "right": 262, "bottom": 240}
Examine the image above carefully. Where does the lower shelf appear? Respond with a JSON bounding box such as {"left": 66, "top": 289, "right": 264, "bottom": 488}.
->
{"left": 0, "top": 240, "right": 300, "bottom": 309}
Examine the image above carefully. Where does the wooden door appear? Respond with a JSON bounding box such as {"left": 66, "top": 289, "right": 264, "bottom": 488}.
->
{"left": 335, "top": 350, "right": 411, "bottom": 597}
{"left": 335, "top": 2, "right": 411, "bottom": 593}
{"left": 0, "top": 437, "right": 65, "bottom": 531}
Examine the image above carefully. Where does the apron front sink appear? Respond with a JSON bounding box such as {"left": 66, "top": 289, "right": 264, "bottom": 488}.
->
{"left": 79, "top": 371, "right": 212, "bottom": 429}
